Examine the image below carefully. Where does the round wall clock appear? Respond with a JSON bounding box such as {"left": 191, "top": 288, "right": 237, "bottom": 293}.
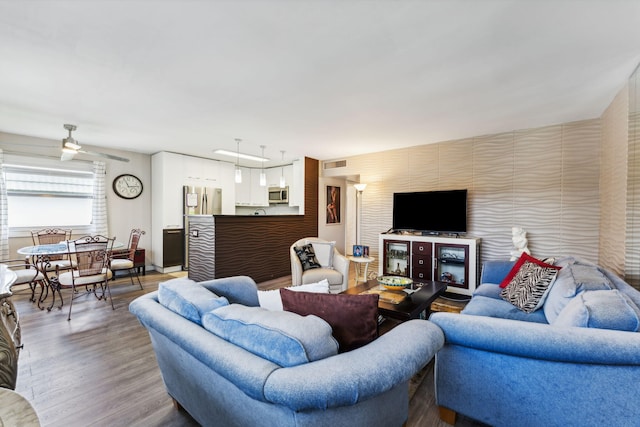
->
{"left": 112, "top": 174, "right": 143, "bottom": 199}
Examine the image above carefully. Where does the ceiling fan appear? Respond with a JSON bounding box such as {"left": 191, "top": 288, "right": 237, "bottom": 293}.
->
{"left": 60, "top": 124, "right": 129, "bottom": 162}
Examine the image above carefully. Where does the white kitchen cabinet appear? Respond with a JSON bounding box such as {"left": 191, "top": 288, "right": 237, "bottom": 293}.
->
{"left": 236, "top": 167, "right": 268, "bottom": 206}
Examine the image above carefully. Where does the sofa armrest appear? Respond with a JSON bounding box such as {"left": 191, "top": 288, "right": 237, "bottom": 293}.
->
{"left": 480, "top": 260, "right": 515, "bottom": 285}
{"left": 263, "top": 319, "right": 444, "bottom": 410}
{"left": 199, "top": 275, "right": 259, "bottom": 307}
{"left": 430, "top": 312, "right": 640, "bottom": 365}
{"left": 130, "top": 292, "right": 279, "bottom": 400}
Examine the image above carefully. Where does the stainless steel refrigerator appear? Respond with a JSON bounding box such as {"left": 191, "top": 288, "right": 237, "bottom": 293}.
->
{"left": 183, "top": 186, "right": 222, "bottom": 269}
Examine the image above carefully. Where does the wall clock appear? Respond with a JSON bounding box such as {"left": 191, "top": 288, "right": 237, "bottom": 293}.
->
{"left": 112, "top": 174, "right": 143, "bottom": 199}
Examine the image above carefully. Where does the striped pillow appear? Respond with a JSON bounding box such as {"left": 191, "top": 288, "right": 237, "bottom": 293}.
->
{"left": 500, "top": 260, "right": 561, "bottom": 313}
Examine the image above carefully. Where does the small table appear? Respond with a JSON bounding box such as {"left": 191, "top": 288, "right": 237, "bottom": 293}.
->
{"left": 347, "top": 256, "right": 375, "bottom": 284}
{"left": 343, "top": 278, "right": 447, "bottom": 321}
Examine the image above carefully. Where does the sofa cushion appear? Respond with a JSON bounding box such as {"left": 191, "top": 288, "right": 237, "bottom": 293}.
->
{"left": 461, "top": 295, "right": 549, "bottom": 323}
{"left": 553, "top": 290, "right": 640, "bottom": 331}
{"left": 302, "top": 267, "right": 344, "bottom": 286}
{"left": 257, "top": 279, "right": 330, "bottom": 311}
{"left": 544, "top": 263, "right": 612, "bottom": 323}
{"left": 280, "top": 289, "right": 379, "bottom": 352}
{"left": 473, "top": 283, "right": 503, "bottom": 299}
{"left": 308, "top": 240, "right": 335, "bottom": 268}
{"left": 294, "top": 244, "right": 322, "bottom": 271}
{"left": 500, "top": 259, "right": 561, "bottom": 313}
{"left": 202, "top": 304, "right": 339, "bottom": 367}
{"left": 158, "top": 278, "right": 229, "bottom": 325}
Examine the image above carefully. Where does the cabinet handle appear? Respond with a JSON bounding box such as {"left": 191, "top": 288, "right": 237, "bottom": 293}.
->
{"left": 419, "top": 246, "right": 424, "bottom": 251}
{"left": 418, "top": 259, "right": 424, "bottom": 265}
{"left": 418, "top": 272, "right": 424, "bottom": 278}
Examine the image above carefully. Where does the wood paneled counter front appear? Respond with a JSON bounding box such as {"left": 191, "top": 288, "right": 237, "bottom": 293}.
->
{"left": 187, "top": 158, "right": 319, "bottom": 283}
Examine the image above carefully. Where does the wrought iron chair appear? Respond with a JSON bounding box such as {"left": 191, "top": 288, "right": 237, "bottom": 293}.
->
{"left": 31, "top": 228, "right": 74, "bottom": 271}
{"left": 57, "top": 235, "right": 115, "bottom": 320}
{"left": 3, "top": 258, "right": 46, "bottom": 303}
{"left": 110, "top": 228, "right": 145, "bottom": 290}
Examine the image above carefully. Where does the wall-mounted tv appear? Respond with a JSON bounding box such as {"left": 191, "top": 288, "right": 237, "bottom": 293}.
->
{"left": 392, "top": 189, "right": 467, "bottom": 234}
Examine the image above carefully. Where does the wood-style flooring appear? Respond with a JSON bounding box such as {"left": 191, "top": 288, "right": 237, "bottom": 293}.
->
{"left": 10, "top": 269, "right": 484, "bottom": 426}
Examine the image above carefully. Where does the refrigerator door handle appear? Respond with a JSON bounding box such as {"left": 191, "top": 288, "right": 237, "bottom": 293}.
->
{"left": 202, "top": 192, "right": 208, "bottom": 214}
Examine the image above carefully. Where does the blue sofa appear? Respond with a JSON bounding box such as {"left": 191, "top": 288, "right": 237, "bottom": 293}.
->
{"left": 130, "top": 275, "right": 444, "bottom": 427}
{"left": 430, "top": 256, "right": 640, "bottom": 427}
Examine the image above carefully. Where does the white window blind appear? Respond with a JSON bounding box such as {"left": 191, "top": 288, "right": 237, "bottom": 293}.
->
{"left": 4, "top": 163, "right": 94, "bottom": 228}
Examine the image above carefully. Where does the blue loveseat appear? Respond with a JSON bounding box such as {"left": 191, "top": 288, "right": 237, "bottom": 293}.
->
{"left": 430, "top": 256, "right": 640, "bottom": 427}
{"left": 130, "top": 275, "right": 444, "bottom": 427}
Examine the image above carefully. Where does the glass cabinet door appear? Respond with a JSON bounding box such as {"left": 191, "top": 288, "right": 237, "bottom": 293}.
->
{"left": 383, "top": 240, "right": 410, "bottom": 277}
{"left": 435, "top": 243, "right": 469, "bottom": 287}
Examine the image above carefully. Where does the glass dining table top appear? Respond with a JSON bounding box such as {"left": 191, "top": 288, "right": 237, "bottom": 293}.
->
{"left": 18, "top": 241, "right": 125, "bottom": 256}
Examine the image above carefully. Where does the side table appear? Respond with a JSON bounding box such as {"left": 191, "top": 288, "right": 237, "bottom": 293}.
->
{"left": 347, "top": 256, "right": 375, "bottom": 284}
{"left": 430, "top": 294, "right": 470, "bottom": 314}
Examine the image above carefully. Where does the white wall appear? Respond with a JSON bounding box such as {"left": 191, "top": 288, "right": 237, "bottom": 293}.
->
{"left": 318, "top": 176, "right": 347, "bottom": 254}
{"left": 0, "top": 131, "right": 153, "bottom": 267}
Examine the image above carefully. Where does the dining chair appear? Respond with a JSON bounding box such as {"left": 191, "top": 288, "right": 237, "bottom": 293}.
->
{"left": 57, "top": 235, "right": 115, "bottom": 321}
{"left": 110, "top": 228, "right": 145, "bottom": 290}
{"left": 3, "top": 258, "right": 46, "bottom": 303}
{"left": 31, "top": 228, "right": 74, "bottom": 271}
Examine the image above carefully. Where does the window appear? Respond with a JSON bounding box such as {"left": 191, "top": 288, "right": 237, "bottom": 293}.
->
{"left": 4, "top": 161, "right": 94, "bottom": 229}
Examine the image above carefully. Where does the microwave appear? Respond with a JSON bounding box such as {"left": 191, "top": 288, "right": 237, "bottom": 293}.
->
{"left": 268, "top": 187, "right": 289, "bottom": 204}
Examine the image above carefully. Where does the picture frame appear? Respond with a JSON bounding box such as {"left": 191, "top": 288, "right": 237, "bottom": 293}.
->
{"left": 326, "top": 185, "right": 341, "bottom": 224}
{"left": 363, "top": 246, "right": 370, "bottom": 257}
{"left": 352, "top": 245, "right": 363, "bottom": 257}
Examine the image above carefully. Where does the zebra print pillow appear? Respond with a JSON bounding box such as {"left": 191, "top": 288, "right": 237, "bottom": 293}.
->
{"left": 500, "top": 260, "right": 561, "bottom": 313}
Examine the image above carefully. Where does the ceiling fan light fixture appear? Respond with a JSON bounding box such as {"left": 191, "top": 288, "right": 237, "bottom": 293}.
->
{"left": 63, "top": 140, "right": 81, "bottom": 150}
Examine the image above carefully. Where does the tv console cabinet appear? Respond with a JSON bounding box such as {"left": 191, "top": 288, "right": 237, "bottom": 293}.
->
{"left": 378, "top": 233, "right": 481, "bottom": 296}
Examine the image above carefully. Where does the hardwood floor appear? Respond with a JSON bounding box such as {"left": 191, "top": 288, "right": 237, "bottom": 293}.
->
{"left": 10, "top": 270, "right": 483, "bottom": 426}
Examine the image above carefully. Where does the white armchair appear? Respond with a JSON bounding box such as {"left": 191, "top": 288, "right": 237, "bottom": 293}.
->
{"left": 290, "top": 237, "right": 350, "bottom": 293}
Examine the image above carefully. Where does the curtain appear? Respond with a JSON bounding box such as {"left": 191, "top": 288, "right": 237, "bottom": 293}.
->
{"left": 92, "top": 161, "right": 109, "bottom": 237}
{"left": 0, "top": 150, "right": 8, "bottom": 260}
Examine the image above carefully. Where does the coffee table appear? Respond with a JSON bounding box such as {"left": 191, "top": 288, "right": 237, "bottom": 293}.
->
{"left": 343, "top": 278, "right": 447, "bottom": 321}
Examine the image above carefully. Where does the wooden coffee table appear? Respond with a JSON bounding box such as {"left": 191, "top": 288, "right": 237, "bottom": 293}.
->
{"left": 343, "top": 279, "right": 447, "bottom": 322}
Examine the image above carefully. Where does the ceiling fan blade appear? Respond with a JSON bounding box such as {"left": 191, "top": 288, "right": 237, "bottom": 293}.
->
{"left": 79, "top": 149, "right": 130, "bottom": 162}
{"left": 60, "top": 149, "right": 77, "bottom": 161}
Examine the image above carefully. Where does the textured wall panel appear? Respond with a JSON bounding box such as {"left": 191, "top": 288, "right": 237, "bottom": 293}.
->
{"left": 346, "top": 119, "right": 602, "bottom": 267}
{"left": 600, "top": 86, "right": 628, "bottom": 275}
{"left": 627, "top": 68, "right": 640, "bottom": 285}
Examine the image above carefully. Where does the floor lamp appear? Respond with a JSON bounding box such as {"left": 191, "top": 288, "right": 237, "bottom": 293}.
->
{"left": 354, "top": 183, "right": 367, "bottom": 247}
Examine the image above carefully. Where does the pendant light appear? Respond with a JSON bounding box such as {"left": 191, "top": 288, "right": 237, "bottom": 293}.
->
{"left": 234, "top": 138, "right": 242, "bottom": 184}
{"left": 279, "top": 150, "right": 286, "bottom": 188}
{"left": 259, "top": 145, "right": 267, "bottom": 186}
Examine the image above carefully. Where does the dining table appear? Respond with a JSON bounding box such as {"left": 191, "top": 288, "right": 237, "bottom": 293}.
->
{"left": 18, "top": 240, "right": 124, "bottom": 312}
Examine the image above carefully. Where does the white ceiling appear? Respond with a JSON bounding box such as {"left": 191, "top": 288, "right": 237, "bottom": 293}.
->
{"left": 1, "top": 0, "right": 639, "bottom": 167}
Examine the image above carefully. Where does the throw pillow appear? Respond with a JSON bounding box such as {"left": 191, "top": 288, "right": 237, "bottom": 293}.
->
{"left": 500, "top": 259, "right": 561, "bottom": 313}
{"left": 553, "top": 290, "right": 640, "bottom": 331}
{"left": 294, "top": 244, "right": 322, "bottom": 271}
{"left": 257, "top": 279, "right": 330, "bottom": 311}
{"left": 202, "top": 304, "right": 338, "bottom": 367}
{"left": 158, "top": 277, "right": 229, "bottom": 325}
{"left": 280, "top": 289, "right": 379, "bottom": 352}
{"left": 499, "top": 252, "right": 557, "bottom": 288}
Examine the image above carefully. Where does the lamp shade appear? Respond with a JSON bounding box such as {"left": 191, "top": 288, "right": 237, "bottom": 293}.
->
{"left": 354, "top": 183, "right": 367, "bottom": 192}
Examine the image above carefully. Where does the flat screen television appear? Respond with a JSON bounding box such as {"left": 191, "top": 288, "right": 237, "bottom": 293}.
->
{"left": 392, "top": 189, "right": 467, "bottom": 234}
